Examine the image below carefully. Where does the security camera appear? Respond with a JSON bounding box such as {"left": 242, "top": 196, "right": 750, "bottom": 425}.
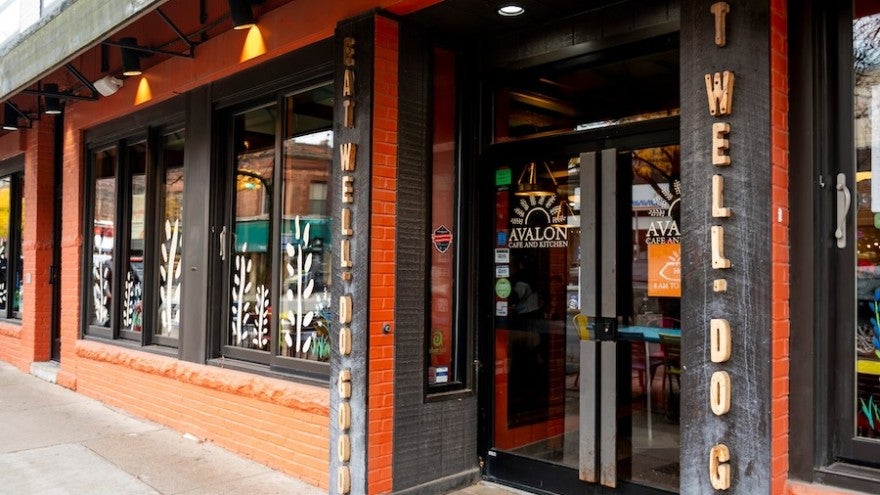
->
{"left": 93, "top": 75, "right": 123, "bottom": 97}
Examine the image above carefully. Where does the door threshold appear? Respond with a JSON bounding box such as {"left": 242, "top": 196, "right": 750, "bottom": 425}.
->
{"left": 30, "top": 361, "right": 60, "bottom": 384}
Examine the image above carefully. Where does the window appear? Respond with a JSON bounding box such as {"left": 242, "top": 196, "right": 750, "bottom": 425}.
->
{"left": 221, "top": 83, "right": 334, "bottom": 376}
{"left": 85, "top": 129, "right": 185, "bottom": 346}
{"left": 0, "top": 158, "right": 23, "bottom": 320}
{"left": 427, "top": 47, "right": 465, "bottom": 391}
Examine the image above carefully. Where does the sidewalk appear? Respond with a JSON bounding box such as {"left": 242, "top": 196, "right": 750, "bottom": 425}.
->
{"left": 0, "top": 359, "right": 526, "bottom": 495}
{"left": 0, "top": 359, "right": 325, "bottom": 495}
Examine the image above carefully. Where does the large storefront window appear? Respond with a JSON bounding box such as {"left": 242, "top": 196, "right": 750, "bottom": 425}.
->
{"left": 854, "top": 2, "right": 880, "bottom": 448}
{"left": 0, "top": 159, "right": 23, "bottom": 320}
{"left": 221, "top": 82, "right": 333, "bottom": 374}
{"left": 85, "top": 129, "right": 185, "bottom": 346}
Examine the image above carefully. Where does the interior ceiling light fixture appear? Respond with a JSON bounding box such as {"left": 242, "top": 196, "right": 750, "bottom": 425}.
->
{"left": 497, "top": 4, "right": 525, "bottom": 16}
{"left": 228, "top": 0, "right": 256, "bottom": 30}
{"left": 43, "top": 83, "right": 62, "bottom": 115}
{"left": 515, "top": 161, "right": 558, "bottom": 196}
{"left": 120, "top": 37, "right": 143, "bottom": 77}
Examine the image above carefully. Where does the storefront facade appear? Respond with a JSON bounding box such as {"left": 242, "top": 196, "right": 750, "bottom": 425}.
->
{"left": 0, "top": 0, "right": 878, "bottom": 494}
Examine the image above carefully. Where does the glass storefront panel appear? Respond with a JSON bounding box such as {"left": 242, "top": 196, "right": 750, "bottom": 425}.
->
{"left": 854, "top": 2, "right": 880, "bottom": 440}
{"left": 91, "top": 146, "right": 117, "bottom": 327}
{"left": 278, "top": 85, "right": 333, "bottom": 362}
{"left": 230, "top": 105, "right": 276, "bottom": 351}
{"left": 490, "top": 145, "right": 679, "bottom": 492}
{"left": 156, "top": 131, "right": 185, "bottom": 339}
{"left": 122, "top": 141, "right": 146, "bottom": 335}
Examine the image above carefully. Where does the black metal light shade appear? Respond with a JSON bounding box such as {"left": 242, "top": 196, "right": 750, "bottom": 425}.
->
{"left": 2, "top": 104, "right": 19, "bottom": 131}
{"left": 228, "top": 0, "right": 256, "bottom": 30}
{"left": 120, "top": 37, "right": 143, "bottom": 76}
{"left": 44, "top": 83, "right": 62, "bottom": 115}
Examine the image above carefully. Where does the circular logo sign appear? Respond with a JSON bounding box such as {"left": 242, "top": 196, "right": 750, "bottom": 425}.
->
{"left": 495, "top": 278, "right": 512, "bottom": 298}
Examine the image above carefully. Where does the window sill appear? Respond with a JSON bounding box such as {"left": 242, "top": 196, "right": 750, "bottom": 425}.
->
{"left": 813, "top": 462, "right": 880, "bottom": 493}
{"left": 426, "top": 387, "right": 474, "bottom": 403}
{"left": 208, "top": 356, "right": 330, "bottom": 388}
{"left": 82, "top": 334, "right": 178, "bottom": 358}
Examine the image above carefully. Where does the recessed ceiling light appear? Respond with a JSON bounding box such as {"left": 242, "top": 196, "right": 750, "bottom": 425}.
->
{"left": 498, "top": 4, "right": 525, "bottom": 17}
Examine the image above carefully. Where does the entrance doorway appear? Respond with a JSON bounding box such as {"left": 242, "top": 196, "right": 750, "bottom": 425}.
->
{"left": 482, "top": 129, "right": 680, "bottom": 494}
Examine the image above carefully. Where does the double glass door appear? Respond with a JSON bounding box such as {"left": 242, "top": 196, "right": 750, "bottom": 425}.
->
{"left": 484, "top": 141, "right": 681, "bottom": 494}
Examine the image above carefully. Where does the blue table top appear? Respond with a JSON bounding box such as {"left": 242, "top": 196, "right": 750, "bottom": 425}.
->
{"left": 618, "top": 325, "right": 681, "bottom": 343}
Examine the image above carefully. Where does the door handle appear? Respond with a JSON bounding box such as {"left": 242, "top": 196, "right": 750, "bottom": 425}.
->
{"left": 219, "top": 226, "right": 227, "bottom": 261}
{"left": 835, "top": 173, "right": 851, "bottom": 249}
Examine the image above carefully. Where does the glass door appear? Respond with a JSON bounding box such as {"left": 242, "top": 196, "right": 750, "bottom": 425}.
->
{"left": 484, "top": 143, "right": 680, "bottom": 494}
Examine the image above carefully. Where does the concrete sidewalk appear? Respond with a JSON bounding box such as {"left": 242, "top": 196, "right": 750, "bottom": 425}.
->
{"left": 0, "top": 359, "right": 527, "bottom": 495}
{"left": 0, "top": 359, "right": 326, "bottom": 495}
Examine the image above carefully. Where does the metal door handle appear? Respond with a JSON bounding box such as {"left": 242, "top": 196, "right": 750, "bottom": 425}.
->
{"left": 835, "top": 173, "right": 851, "bottom": 249}
{"left": 219, "top": 226, "right": 227, "bottom": 261}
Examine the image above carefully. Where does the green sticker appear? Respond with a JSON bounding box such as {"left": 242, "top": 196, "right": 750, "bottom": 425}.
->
{"left": 496, "top": 168, "right": 512, "bottom": 186}
{"left": 495, "top": 278, "right": 512, "bottom": 298}
{"left": 875, "top": 212, "right": 880, "bottom": 230}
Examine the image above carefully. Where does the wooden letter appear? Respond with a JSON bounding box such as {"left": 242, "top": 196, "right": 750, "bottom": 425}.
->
{"left": 337, "top": 466, "right": 351, "bottom": 494}
{"left": 709, "top": 444, "right": 731, "bottom": 490}
{"left": 710, "top": 371, "right": 732, "bottom": 416}
{"left": 712, "top": 175, "right": 732, "bottom": 217}
{"left": 338, "top": 401, "right": 351, "bottom": 430}
{"left": 713, "top": 279, "right": 728, "bottom": 292}
{"left": 342, "top": 175, "right": 354, "bottom": 203}
{"left": 711, "top": 2, "right": 730, "bottom": 47}
{"left": 343, "top": 37, "right": 355, "bottom": 66}
{"left": 705, "top": 71, "right": 735, "bottom": 116}
{"left": 341, "top": 239, "right": 352, "bottom": 269}
{"left": 338, "top": 369, "right": 352, "bottom": 398}
{"left": 339, "top": 326, "right": 352, "bottom": 356}
{"left": 710, "top": 319, "right": 732, "bottom": 363}
{"left": 340, "top": 143, "right": 357, "bottom": 172}
{"left": 711, "top": 226, "right": 731, "bottom": 269}
{"left": 712, "top": 123, "right": 731, "bottom": 166}
{"left": 339, "top": 294, "right": 352, "bottom": 324}
{"left": 338, "top": 434, "right": 351, "bottom": 462}
{"left": 342, "top": 208, "right": 353, "bottom": 236}
{"left": 343, "top": 99, "right": 355, "bottom": 128}
{"left": 343, "top": 69, "right": 355, "bottom": 97}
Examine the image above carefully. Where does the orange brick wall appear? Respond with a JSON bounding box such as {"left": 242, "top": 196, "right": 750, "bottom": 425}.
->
{"left": 0, "top": 117, "right": 55, "bottom": 371}
{"left": 368, "top": 14, "right": 399, "bottom": 495}
{"left": 73, "top": 339, "right": 330, "bottom": 486}
{"left": 770, "top": 0, "right": 793, "bottom": 494}
{"left": 0, "top": 131, "right": 25, "bottom": 367}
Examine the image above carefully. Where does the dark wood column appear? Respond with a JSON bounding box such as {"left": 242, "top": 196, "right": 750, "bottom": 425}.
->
{"left": 680, "top": 0, "right": 772, "bottom": 493}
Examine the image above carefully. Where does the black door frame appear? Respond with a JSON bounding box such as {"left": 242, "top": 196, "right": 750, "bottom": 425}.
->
{"left": 477, "top": 118, "right": 679, "bottom": 495}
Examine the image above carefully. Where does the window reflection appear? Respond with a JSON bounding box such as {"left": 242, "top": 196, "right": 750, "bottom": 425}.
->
{"left": 854, "top": 6, "right": 880, "bottom": 440}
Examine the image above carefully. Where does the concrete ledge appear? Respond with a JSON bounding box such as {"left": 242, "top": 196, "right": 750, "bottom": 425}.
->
{"left": 392, "top": 468, "right": 481, "bottom": 495}
{"left": 30, "top": 361, "right": 59, "bottom": 383}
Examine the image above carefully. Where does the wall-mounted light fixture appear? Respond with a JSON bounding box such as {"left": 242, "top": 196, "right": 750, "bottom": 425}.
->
{"left": 120, "top": 37, "right": 143, "bottom": 76}
{"left": 43, "top": 83, "right": 63, "bottom": 115}
{"left": 2, "top": 103, "right": 30, "bottom": 131}
{"left": 228, "top": 0, "right": 256, "bottom": 30}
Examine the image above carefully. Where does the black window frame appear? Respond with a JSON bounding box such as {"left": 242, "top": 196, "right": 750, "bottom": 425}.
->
{"left": 0, "top": 155, "right": 24, "bottom": 321}
{"left": 791, "top": 0, "right": 880, "bottom": 491}
{"left": 82, "top": 121, "right": 185, "bottom": 351}
{"left": 214, "top": 80, "right": 335, "bottom": 381}
{"left": 424, "top": 44, "right": 469, "bottom": 395}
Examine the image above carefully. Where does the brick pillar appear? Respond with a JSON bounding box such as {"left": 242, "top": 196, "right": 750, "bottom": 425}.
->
{"left": 21, "top": 117, "right": 56, "bottom": 364}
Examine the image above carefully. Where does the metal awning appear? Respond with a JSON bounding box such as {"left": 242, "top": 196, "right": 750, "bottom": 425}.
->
{"left": 0, "top": 0, "right": 168, "bottom": 103}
